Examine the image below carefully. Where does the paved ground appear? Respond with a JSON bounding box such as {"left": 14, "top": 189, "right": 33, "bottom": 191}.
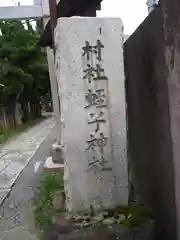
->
{"left": 0, "top": 117, "right": 55, "bottom": 239}
{"left": 0, "top": 117, "right": 55, "bottom": 205}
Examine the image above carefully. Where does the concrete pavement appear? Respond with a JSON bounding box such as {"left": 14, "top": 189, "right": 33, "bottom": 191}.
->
{"left": 0, "top": 117, "right": 55, "bottom": 206}
{"left": 0, "top": 117, "right": 56, "bottom": 240}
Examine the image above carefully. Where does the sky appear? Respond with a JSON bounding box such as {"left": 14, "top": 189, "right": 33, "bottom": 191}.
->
{"left": 97, "top": 0, "right": 148, "bottom": 34}
{"left": 0, "top": 0, "right": 148, "bottom": 35}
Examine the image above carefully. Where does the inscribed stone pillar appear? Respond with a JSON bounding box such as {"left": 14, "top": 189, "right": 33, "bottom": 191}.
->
{"left": 55, "top": 17, "right": 128, "bottom": 212}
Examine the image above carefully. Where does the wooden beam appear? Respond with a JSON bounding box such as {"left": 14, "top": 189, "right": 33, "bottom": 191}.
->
{"left": 49, "top": 0, "right": 57, "bottom": 26}
{"left": 49, "top": 0, "right": 57, "bottom": 47}
{"left": 39, "top": 0, "right": 103, "bottom": 47}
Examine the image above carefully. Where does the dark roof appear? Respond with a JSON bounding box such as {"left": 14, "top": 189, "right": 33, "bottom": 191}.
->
{"left": 38, "top": 0, "right": 102, "bottom": 47}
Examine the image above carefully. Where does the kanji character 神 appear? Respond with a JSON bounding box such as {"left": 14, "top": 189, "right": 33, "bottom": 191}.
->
{"left": 86, "top": 132, "right": 108, "bottom": 151}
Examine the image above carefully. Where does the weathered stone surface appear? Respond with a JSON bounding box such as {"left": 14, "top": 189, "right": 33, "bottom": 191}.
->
{"left": 0, "top": 190, "right": 10, "bottom": 206}
{"left": 51, "top": 143, "right": 64, "bottom": 164}
{"left": 44, "top": 156, "right": 64, "bottom": 173}
{"left": 52, "top": 191, "right": 66, "bottom": 211}
{"left": 55, "top": 17, "right": 128, "bottom": 212}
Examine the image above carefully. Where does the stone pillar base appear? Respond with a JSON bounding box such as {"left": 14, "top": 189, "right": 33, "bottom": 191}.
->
{"left": 44, "top": 156, "right": 64, "bottom": 173}
{"left": 51, "top": 142, "right": 64, "bottom": 164}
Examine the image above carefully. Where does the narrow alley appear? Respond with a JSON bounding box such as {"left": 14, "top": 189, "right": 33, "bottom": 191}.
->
{"left": 0, "top": 116, "right": 55, "bottom": 240}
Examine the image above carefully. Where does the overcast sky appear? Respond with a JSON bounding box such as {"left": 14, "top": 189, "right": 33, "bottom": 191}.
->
{"left": 98, "top": 0, "right": 148, "bottom": 34}
{"left": 0, "top": 0, "right": 148, "bottom": 35}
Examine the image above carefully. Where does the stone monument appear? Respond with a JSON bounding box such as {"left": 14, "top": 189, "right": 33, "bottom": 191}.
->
{"left": 55, "top": 17, "right": 128, "bottom": 212}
